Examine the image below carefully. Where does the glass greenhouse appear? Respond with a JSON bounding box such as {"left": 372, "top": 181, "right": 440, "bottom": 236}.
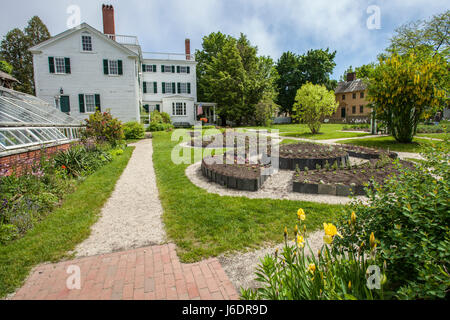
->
{"left": 0, "top": 86, "right": 83, "bottom": 154}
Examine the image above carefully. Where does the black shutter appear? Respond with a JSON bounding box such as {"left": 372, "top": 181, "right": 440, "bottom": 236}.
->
{"left": 143, "top": 82, "right": 147, "bottom": 93}
{"left": 95, "top": 94, "right": 101, "bottom": 112}
{"left": 177, "top": 83, "right": 181, "bottom": 94}
{"left": 187, "top": 66, "right": 190, "bottom": 74}
{"left": 161, "top": 65, "right": 164, "bottom": 73}
{"left": 187, "top": 83, "right": 191, "bottom": 94}
{"left": 153, "top": 65, "right": 156, "bottom": 72}
{"left": 142, "top": 64, "right": 146, "bottom": 72}
{"left": 171, "top": 65, "right": 175, "bottom": 73}
{"left": 118, "top": 60, "right": 123, "bottom": 75}
{"left": 177, "top": 66, "right": 180, "bottom": 73}
{"left": 48, "top": 57, "right": 55, "bottom": 73}
{"left": 103, "top": 59, "right": 109, "bottom": 75}
{"left": 78, "top": 94, "right": 85, "bottom": 113}
{"left": 172, "top": 82, "right": 176, "bottom": 94}
{"left": 153, "top": 82, "right": 157, "bottom": 94}
{"left": 64, "top": 58, "right": 71, "bottom": 74}
{"left": 162, "top": 82, "right": 165, "bottom": 94}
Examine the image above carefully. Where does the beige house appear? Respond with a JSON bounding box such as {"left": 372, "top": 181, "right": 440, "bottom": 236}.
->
{"left": 331, "top": 72, "right": 371, "bottom": 122}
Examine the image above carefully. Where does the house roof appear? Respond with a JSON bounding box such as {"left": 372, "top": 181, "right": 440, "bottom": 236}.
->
{"left": 0, "top": 71, "right": 18, "bottom": 83}
{"left": 29, "top": 23, "right": 138, "bottom": 57}
{"left": 335, "top": 79, "right": 367, "bottom": 94}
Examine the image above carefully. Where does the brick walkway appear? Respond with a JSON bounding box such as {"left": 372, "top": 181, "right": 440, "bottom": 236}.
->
{"left": 13, "top": 244, "right": 239, "bottom": 300}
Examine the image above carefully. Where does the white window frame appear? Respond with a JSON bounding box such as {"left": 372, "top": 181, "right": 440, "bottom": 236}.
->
{"left": 179, "top": 66, "right": 188, "bottom": 73}
{"left": 144, "top": 65, "right": 156, "bottom": 72}
{"left": 179, "top": 83, "right": 188, "bottom": 94}
{"left": 145, "top": 82, "right": 157, "bottom": 94}
{"left": 163, "top": 65, "right": 173, "bottom": 73}
{"left": 84, "top": 94, "right": 96, "bottom": 113}
{"left": 81, "top": 34, "right": 93, "bottom": 52}
{"left": 54, "top": 57, "right": 66, "bottom": 74}
{"left": 164, "top": 83, "right": 174, "bottom": 94}
{"left": 172, "top": 102, "right": 187, "bottom": 116}
{"left": 108, "top": 60, "right": 119, "bottom": 76}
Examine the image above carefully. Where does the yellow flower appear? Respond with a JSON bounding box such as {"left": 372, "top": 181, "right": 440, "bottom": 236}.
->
{"left": 348, "top": 280, "right": 352, "bottom": 290}
{"left": 323, "top": 223, "right": 343, "bottom": 238}
{"left": 297, "top": 235, "right": 304, "bottom": 248}
{"left": 323, "top": 234, "right": 333, "bottom": 244}
{"left": 308, "top": 263, "right": 316, "bottom": 273}
{"left": 370, "top": 232, "right": 377, "bottom": 249}
{"left": 284, "top": 226, "right": 288, "bottom": 237}
{"left": 294, "top": 225, "right": 298, "bottom": 236}
{"left": 351, "top": 211, "right": 357, "bottom": 224}
{"left": 297, "top": 208, "right": 306, "bottom": 221}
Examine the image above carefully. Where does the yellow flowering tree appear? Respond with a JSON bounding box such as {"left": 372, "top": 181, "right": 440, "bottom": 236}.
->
{"left": 367, "top": 52, "right": 448, "bottom": 143}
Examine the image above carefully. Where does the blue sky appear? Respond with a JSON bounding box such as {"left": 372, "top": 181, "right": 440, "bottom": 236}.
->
{"left": 0, "top": 0, "right": 448, "bottom": 80}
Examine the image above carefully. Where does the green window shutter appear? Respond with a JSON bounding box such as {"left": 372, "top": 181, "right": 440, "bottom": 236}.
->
{"left": 187, "top": 83, "right": 191, "bottom": 94}
{"left": 177, "top": 66, "right": 180, "bottom": 73}
{"left": 161, "top": 65, "right": 164, "bottom": 73}
{"left": 177, "top": 83, "right": 181, "bottom": 94}
{"left": 153, "top": 82, "right": 157, "bottom": 93}
{"left": 153, "top": 65, "right": 156, "bottom": 72}
{"left": 95, "top": 94, "right": 101, "bottom": 112}
{"left": 142, "top": 64, "right": 146, "bottom": 72}
{"left": 118, "top": 60, "right": 123, "bottom": 75}
{"left": 171, "top": 65, "right": 175, "bottom": 73}
{"left": 172, "top": 82, "right": 176, "bottom": 93}
{"left": 103, "top": 59, "right": 109, "bottom": 75}
{"left": 64, "top": 58, "right": 71, "bottom": 74}
{"left": 162, "top": 82, "right": 165, "bottom": 94}
{"left": 78, "top": 94, "right": 85, "bottom": 113}
{"left": 48, "top": 57, "right": 55, "bottom": 73}
{"left": 143, "top": 82, "right": 147, "bottom": 93}
{"left": 187, "top": 66, "right": 190, "bottom": 74}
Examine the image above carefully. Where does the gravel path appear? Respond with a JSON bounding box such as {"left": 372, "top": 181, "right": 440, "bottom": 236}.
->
{"left": 74, "top": 139, "right": 166, "bottom": 257}
{"left": 219, "top": 230, "right": 324, "bottom": 290}
{"left": 185, "top": 159, "right": 368, "bottom": 205}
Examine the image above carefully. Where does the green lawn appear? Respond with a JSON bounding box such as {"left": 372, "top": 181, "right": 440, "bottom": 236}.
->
{"left": 0, "top": 147, "right": 134, "bottom": 298}
{"left": 338, "top": 136, "right": 440, "bottom": 153}
{"left": 152, "top": 131, "right": 345, "bottom": 263}
{"left": 416, "top": 133, "right": 449, "bottom": 140}
{"left": 244, "top": 123, "right": 371, "bottom": 140}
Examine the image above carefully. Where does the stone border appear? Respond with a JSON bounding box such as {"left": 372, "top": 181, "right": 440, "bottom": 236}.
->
{"left": 344, "top": 150, "right": 398, "bottom": 160}
{"left": 292, "top": 181, "right": 370, "bottom": 197}
{"left": 279, "top": 155, "right": 349, "bottom": 171}
{"left": 201, "top": 162, "right": 269, "bottom": 191}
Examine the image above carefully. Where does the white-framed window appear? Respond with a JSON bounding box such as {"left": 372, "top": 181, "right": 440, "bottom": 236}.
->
{"left": 81, "top": 34, "right": 92, "bottom": 51}
{"left": 179, "top": 66, "right": 188, "bottom": 73}
{"left": 144, "top": 82, "right": 157, "bottom": 94}
{"left": 179, "top": 83, "right": 188, "bottom": 94}
{"left": 85, "top": 94, "right": 96, "bottom": 113}
{"left": 162, "top": 65, "right": 173, "bottom": 73}
{"left": 143, "top": 64, "right": 156, "bottom": 72}
{"left": 109, "top": 60, "right": 119, "bottom": 75}
{"left": 164, "top": 82, "right": 174, "bottom": 94}
{"left": 172, "top": 102, "right": 186, "bottom": 116}
{"left": 54, "top": 57, "right": 66, "bottom": 74}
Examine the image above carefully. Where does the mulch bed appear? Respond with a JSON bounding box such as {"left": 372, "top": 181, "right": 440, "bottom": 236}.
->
{"left": 274, "top": 142, "right": 349, "bottom": 170}
{"left": 201, "top": 155, "right": 271, "bottom": 191}
{"left": 339, "top": 144, "right": 398, "bottom": 159}
{"left": 292, "top": 158, "right": 415, "bottom": 196}
{"left": 190, "top": 131, "right": 272, "bottom": 149}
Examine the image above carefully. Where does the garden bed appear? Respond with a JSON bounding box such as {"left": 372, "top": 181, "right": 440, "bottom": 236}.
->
{"left": 292, "top": 158, "right": 414, "bottom": 197}
{"left": 191, "top": 131, "right": 272, "bottom": 149}
{"left": 276, "top": 142, "right": 349, "bottom": 170}
{"left": 339, "top": 144, "right": 398, "bottom": 160}
{"left": 201, "top": 155, "right": 270, "bottom": 191}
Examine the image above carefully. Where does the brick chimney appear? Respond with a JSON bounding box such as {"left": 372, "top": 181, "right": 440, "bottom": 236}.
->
{"left": 347, "top": 72, "right": 356, "bottom": 82}
{"left": 185, "top": 38, "right": 191, "bottom": 60}
{"left": 102, "top": 4, "right": 115, "bottom": 36}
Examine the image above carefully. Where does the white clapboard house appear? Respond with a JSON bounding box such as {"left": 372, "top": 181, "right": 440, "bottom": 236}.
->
{"left": 29, "top": 4, "right": 216, "bottom": 126}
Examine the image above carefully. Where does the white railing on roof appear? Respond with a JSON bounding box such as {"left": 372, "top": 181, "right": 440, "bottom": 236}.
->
{"left": 105, "top": 34, "right": 139, "bottom": 45}
{"left": 142, "top": 52, "right": 195, "bottom": 61}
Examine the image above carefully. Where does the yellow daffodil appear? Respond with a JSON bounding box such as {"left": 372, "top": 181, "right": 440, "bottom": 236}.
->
{"left": 370, "top": 232, "right": 376, "bottom": 249}
{"left": 351, "top": 211, "right": 357, "bottom": 224}
{"left": 348, "top": 280, "right": 352, "bottom": 290}
{"left": 284, "top": 226, "right": 288, "bottom": 237}
{"left": 308, "top": 263, "right": 316, "bottom": 273}
{"left": 297, "top": 235, "right": 305, "bottom": 248}
{"left": 323, "top": 234, "right": 333, "bottom": 244}
{"left": 323, "top": 223, "right": 343, "bottom": 238}
{"left": 294, "top": 225, "right": 298, "bottom": 236}
{"left": 297, "top": 208, "right": 306, "bottom": 221}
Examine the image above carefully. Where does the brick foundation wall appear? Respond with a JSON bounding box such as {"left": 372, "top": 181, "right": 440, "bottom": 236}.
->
{"left": 0, "top": 143, "right": 71, "bottom": 176}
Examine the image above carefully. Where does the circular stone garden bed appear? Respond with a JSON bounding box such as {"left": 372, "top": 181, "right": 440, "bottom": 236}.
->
{"left": 275, "top": 142, "right": 349, "bottom": 171}
{"left": 201, "top": 155, "right": 271, "bottom": 191}
{"left": 292, "top": 157, "right": 414, "bottom": 197}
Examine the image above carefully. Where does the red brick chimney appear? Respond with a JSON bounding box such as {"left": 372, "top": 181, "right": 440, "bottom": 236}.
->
{"left": 102, "top": 4, "right": 115, "bottom": 36}
{"left": 347, "top": 72, "right": 356, "bottom": 82}
{"left": 185, "top": 39, "right": 191, "bottom": 60}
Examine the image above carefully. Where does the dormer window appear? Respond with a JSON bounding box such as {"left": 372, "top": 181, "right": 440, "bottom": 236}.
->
{"left": 81, "top": 34, "right": 92, "bottom": 52}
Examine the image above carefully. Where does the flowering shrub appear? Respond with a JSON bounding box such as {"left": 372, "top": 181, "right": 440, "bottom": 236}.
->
{"left": 81, "top": 110, "right": 124, "bottom": 146}
{"left": 336, "top": 140, "right": 450, "bottom": 299}
{"left": 241, "top": 209, "right": 386, "bottom": 300}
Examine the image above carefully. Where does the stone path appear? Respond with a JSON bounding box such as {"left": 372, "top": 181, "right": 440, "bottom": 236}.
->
{"left": 12, "top": 139, "right": 239, "bottom": 300}
{"left": 13, "top": 244, "right": 238, "bottom": 300}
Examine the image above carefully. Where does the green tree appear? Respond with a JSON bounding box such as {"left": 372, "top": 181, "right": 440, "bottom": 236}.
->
{"left": 0, "top": 60, "right": 12, "bottom": 74}
{"left": 292, "top": 83, "right": 338, "bottom": 134}
{"left": 367, "top": 52, "right": 448, "bottom": 143}
{"left": 340, "top": 63, "right": 376, "bottom": 81}
{"left": 387, "top": 10, "right": 449, "bottom": 58}
{"left": 299, "top": 48, "right": 337, "bottom": 89}
{"left": 0, "top": 16, "right": 50, "bottom": 94}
